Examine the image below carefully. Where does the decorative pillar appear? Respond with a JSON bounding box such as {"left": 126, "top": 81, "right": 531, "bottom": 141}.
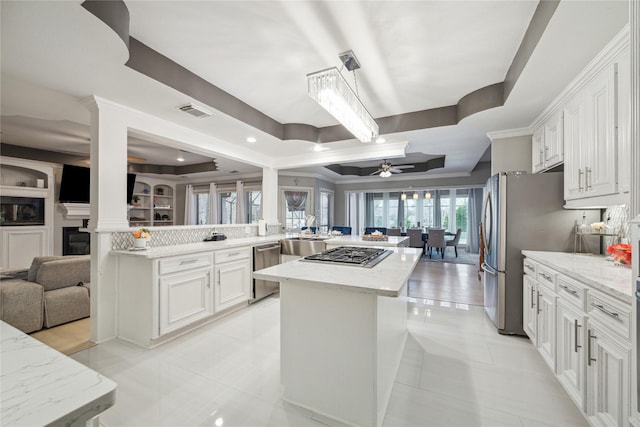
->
{"left": 262, "top": 167, "right": 279, "bottom": 225}
{"left": 82, "top": 96, "right": 129, "bottom": 343}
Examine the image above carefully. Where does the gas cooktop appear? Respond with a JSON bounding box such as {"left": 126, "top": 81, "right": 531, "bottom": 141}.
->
{"left": 301, "top": 246, "right": 392, "bottom": 268}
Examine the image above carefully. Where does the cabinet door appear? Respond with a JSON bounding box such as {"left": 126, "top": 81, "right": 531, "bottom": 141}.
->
{"left": 532, "top": 127, "right": 545, "bottom": 173}
{"left": 537, "top": 285, "right": 557, "bottom": 371}
{"left": 584, "top": 65, "right": 617, "bottom": 198}
{"left": 1, "top": 228, "right": 50, "bottom": 270}
{"left": 159, "top": 268, "right": 213, "bottom": 335}
{"left": 544, "top": 111, "right": 563, "bottom": 168}
{"left": 586, "top": 323, "right": 630, "bottom": 427}
{"left": 215, "top": 259, "right": 250, "bottom": 312}
{"left": 564, "top": 95, "right": 587, "bottom": 200}
{"left": 556, "top": 301, "right": 586, "bottom": 410}
{"left": 616, "top": 54, "right": 631, "bottom": 196}
{"left": 523, "top": 274, "right": 538, "bottom": 345}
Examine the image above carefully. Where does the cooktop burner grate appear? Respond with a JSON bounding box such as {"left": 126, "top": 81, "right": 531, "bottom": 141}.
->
{"left": 301, "top": 246, "right": 392, "bottom": 268}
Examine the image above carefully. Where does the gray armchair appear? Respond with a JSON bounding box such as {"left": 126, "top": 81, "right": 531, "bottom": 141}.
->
{"left": 446, "top": 228, "right": 462, "bottom": 257}
{"left": 425, "top": 228, "right": 446, "bottom": 258}
{"left": 387, "top": 227, "right": 402, "bottom": 236}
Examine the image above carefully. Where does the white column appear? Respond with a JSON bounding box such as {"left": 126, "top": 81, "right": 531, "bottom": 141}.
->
{"left": 83, "top": 96, "right": 129, "bottom": 343}
{"left": 631, "top": 0, "right": 640, "bottom": 220}
{"left": 262, "top": 167, "right": 279, "bottom": 225}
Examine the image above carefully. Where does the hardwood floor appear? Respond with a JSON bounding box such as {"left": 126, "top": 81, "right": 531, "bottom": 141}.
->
{"left": 408, "top": 260, "right": 484, "bottom": 306}
{"left": 30, "top": 318, "right": 94, "bottom": 355}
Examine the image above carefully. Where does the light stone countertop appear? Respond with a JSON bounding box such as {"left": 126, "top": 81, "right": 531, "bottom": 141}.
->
{"left": 325, "top": 235, "right": 410, "bottom": 247}
{"left": 111, "top": 234, "right": 287, "bottom": 259}
{"left": 1, "top": 321, "right": 117, "bottom": 426}
{"left": 522, "top": 251, "right": 633, "bottom": 303}
{"left": 253, "top": 247, "right": 423, "bottom": 297}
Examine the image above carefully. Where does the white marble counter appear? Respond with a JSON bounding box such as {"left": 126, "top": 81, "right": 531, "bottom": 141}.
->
{"left": 325, "top": 235, "right": 409, "bottom": 247}
{"left": 1, "top": 321, "right": 117, "bottom": 426}
{"left": 253, "top": 247, "right": 422, "bottom": 297}
{"left": 111, "top": 234, "right": 286, "bottom": 259}
{"left": 522, "top": 251, "right": 633, "bottom": 302}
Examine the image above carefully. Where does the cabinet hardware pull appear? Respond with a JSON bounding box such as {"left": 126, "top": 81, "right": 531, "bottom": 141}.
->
{"left": 180, "top": 259, "right": 198, "bottom": 265}
{"left": 540, "top": 273, "right": 552, "bottom": 281}
{"left": 587, "top": 329, "right": 596, "bottom": 366}
{"left": 578, "top": 169, "right": 584, "bottom": 191}
{"left": 218, "top": 270, "right": 221, "bottom": 285}
{"left": 585, "top": 167, "right": 592, "bottom": 190}
{"left": 590, "top": 302, "right": 619, "bottom": 319}
{"left": 559, "top": 284, "right": 578, "bottom": 297}
{"left": 256, "top": 246, "right": 280, "bottom": 252}
{"left": 207, "top": 273, "right": 211, "bottom": 288}
{"left": 525, "top": 264, "right": 535, "bottom": 273}
{"left": 227, "top": 252, "right": 240, "bottom": 257}
{"left": 574, "top": 319, "right": 582, "bottom": 353}
{"left": 536, "top": 291, "right": 541, "bottom": 314}
{"left": 531, "top": 287, "right": 535, "bottom": 309}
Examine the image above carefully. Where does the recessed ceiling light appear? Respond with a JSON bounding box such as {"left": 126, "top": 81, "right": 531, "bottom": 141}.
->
{"left": 313, "top": 144, "right": 323, "bottom": 152}
{"left": 246, "top": 137, "right": 256, "bottom": 143}
{"left": 177, "top": 150, "right": 185, "bottom": 162}
{"left": 376, "top": 137, "right": 386, "bottom": 143}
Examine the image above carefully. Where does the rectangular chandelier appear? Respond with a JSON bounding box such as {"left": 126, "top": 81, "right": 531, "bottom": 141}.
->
{"left": 307, "top": 67, "right": 379, "bottom": 143}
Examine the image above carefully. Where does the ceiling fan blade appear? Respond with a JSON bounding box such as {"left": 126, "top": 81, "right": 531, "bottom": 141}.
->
{"left": 369, "top": 168, "right": 384, "bottom": 176}
{"left": 389, "top": 168, "right": 404, "bottom": 173}
{"left": 395, "top": 165, "right": 415, "bottom": 169}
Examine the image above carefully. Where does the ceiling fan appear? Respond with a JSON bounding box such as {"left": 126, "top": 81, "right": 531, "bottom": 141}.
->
{"left": 370, "top": 160, "right": 414, "bottom": 177}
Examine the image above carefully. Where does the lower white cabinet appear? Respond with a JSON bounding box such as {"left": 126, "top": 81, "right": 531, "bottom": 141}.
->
{"left": 522, "top": 255, "right": 632, "bottom": 427}
{"left": 586, "top": 321, "right": 631, "bottom": 427}
{"left": 214, "top": 256, "right": 250, "bottom": 312}
{"left": 159, "top": 267, "right": 213, "bottom": 335}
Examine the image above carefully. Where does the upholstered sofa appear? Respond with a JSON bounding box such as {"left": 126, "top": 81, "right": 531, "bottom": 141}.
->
{"left": 0, "top": 255, "right": 91, "bottom": 333}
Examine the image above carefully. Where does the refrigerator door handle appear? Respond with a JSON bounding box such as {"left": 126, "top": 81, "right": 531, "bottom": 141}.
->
{"left": 481, "top": 262, "right": 497, "bottom": 275}
{"left": 483, "top": 191, "right": 493, "bottom": 255}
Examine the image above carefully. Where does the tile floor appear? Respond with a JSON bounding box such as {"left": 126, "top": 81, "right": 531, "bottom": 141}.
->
{"left": 72, "top": 295, "right": 587, "bottom": 427}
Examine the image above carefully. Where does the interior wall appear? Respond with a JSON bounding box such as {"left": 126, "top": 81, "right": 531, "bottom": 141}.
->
{"left": 333, "top": 162, "right": 492, "bottom": 225}
{"left": 490, "top": 135, "right": 532, "bottom": 175}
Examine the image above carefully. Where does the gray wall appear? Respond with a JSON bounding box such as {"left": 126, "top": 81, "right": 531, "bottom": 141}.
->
{"left": 333, "top": 162, "right": 492, "bottom": 225}
{"left": 491, "top": 135, "right": 532, "bottom": 175}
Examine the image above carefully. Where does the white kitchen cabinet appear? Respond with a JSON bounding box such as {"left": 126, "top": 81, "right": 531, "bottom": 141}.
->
{"left": 616, "top": 52, "right": 631, "bottom": 196}
{"left": 532, "top": 127, "right": 545, "bottom": 174}
{"left": 586, "top": 321, "right": 631, "bottom": 427}
{"left": 557, "top": 300, "right": 587, "bottom": 410}
{"left": 537, "top": 283, "right": 557, "bottom": 371}
{"left": 563, "top": 94, "right": 587, "bottom": 200}
{"left": 531, "top": 110, "right": 564, "bottom": 174}
{"left": 214, "top": 248, "right": 251, "bottom": 312}
{"left": 523, "top": 273, "right": 538, "bottom": 345}
{"left": 159, "top": 267, "right": 213, "bottom": 335}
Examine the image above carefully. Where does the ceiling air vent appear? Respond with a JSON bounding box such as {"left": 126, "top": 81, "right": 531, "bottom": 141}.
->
{"left": 178, "top": 103, "right": 213, "bottom": 118}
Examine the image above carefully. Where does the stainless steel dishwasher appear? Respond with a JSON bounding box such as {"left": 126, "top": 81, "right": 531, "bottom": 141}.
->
{"left": 251, "top": 242, "right": 281, "bottom": 303}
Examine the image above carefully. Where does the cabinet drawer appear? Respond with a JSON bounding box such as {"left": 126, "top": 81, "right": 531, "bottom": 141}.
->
{"left": 537, "top": 265, "right": 556, "bottom": 291}
{"left": 214, "top": 247, "right": 250, "bottom": 264}
{"left": 556, "top": 274, "right": 587, "bottom": 311}
{"left": 523, "top": 258, "right": 537, "bottom": 276}
{"left": 159, "top": 253, "right": 213, "bottom": 276}
{"left": 586, "top": 289, "right": 631, "bottom": 341}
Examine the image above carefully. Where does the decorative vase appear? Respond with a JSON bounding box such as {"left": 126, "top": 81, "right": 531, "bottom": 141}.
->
{"left": 133, "top": 238, "right": 148, "bottom": 249}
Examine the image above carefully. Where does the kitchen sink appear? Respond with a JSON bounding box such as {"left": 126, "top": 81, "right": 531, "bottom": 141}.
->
{"left": 280, "top": 238, "right": 327, "bottom": 257}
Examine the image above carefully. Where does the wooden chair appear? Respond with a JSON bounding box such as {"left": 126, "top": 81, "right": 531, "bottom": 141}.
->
{"left": 425, "top": 228, "right": 446, "bottom": 258}
{"left": 445, "top": 228, "right": 462, "bottom": 257}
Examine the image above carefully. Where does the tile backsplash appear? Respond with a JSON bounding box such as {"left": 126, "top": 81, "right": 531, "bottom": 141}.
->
{"left": 112, "top": 223, "right": 281, "bottom": 250}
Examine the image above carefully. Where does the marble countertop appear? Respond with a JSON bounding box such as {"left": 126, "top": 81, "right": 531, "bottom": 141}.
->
{"left": 1, "top": 321, "right": 117, "bottom": 426}
{"left": 253, "top": 247, "right": 422, "bottom": 297}
{"left": 112, "top": 234, "right": 287, "bottom": 259}
{"left": 522, "top": 251, "right": 633, "bottom": 302}
{"left": 325, "top": 235, "right": 409, "bottom": 247}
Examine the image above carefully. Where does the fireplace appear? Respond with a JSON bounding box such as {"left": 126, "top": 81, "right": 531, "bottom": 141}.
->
{"left": 63, "top": 227, "right": 90, "bottom": 255}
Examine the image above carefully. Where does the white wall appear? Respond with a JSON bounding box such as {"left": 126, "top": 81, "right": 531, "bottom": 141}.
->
{"left": 490, "top": 135, "right": 532, "bottom": 175}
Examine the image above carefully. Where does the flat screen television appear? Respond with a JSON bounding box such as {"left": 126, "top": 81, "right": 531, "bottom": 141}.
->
{"left": 58, "top": 164, "right": 136, "bottom": 204}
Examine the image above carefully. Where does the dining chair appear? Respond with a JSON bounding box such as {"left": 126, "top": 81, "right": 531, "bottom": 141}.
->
{"left": 301, "top": 226, "right": 317, "bottom": 233}
{"left": 331, "top": 226, "right": 352, "bottom": 235}
{"left": 425, "top": 228, "right": 446, "bottom": 258}
{"left": 445, "top": 228, "right": 462, "bottom": 257}
{"left": 406, "top": 228, "right": 424, "bottom": 254}
{"left": 387, "top": 227, "right": 402, "bottom": 236}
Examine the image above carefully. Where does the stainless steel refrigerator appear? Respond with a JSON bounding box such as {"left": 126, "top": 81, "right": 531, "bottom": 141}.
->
{"left": 481, "top": 172, "right": 599, "bottom": 335}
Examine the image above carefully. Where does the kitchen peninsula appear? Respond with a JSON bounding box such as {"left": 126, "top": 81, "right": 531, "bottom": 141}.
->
{"left": 253, "top": 247, "right": 422, "bottom": 427}
{"left": 325, "top": 234, "right": 409, "bottom": 248}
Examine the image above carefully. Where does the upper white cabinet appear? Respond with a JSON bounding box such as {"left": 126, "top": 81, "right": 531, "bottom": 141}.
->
{"left": 529, "top": 27, "right": 630, "bottom": 208}
{"left": 532, "top": 111, "right": 563, "bottom": 173}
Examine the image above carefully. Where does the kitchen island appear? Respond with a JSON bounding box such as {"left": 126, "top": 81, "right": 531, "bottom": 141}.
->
{"left": 1, "top": 321, "right": 116, "bottom": 426}
{"left": 253, "top": 247, "right": 422, "bottom": 427}
{"left": 325, "top": 234, "right": 409, "bottom": 248}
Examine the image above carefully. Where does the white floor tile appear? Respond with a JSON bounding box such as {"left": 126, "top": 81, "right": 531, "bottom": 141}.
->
{"left": 73, "top": 295, "right": 588, "bottom": 427}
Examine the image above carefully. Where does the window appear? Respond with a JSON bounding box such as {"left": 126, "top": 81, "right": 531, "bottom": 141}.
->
{"left": 247, "top": 190, "right": 262, "bottom": 223}
{"left": 318, "top": 189, "right": 334, "bottom": 234}
{"left": 281, "top": 188, "right": 313, "bottom": 230}
{"left": 196, "top": 193, "right": 209, "bottom": 225}
{"left": 220, "top": 191, "right": 237, "bottom": 224}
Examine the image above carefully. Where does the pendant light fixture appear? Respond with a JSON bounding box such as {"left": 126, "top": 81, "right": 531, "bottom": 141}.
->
{"left": 424, "top": 191, "right": 432, "bottom": 199}
{"left": 307, "top": 50, "right": 378, "bottom": 143}
{"left": 401, "top": 192, "right": 407, "bottom": 201}
{"left": 413, "top": 192, "right": 419, "bottom": 200}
